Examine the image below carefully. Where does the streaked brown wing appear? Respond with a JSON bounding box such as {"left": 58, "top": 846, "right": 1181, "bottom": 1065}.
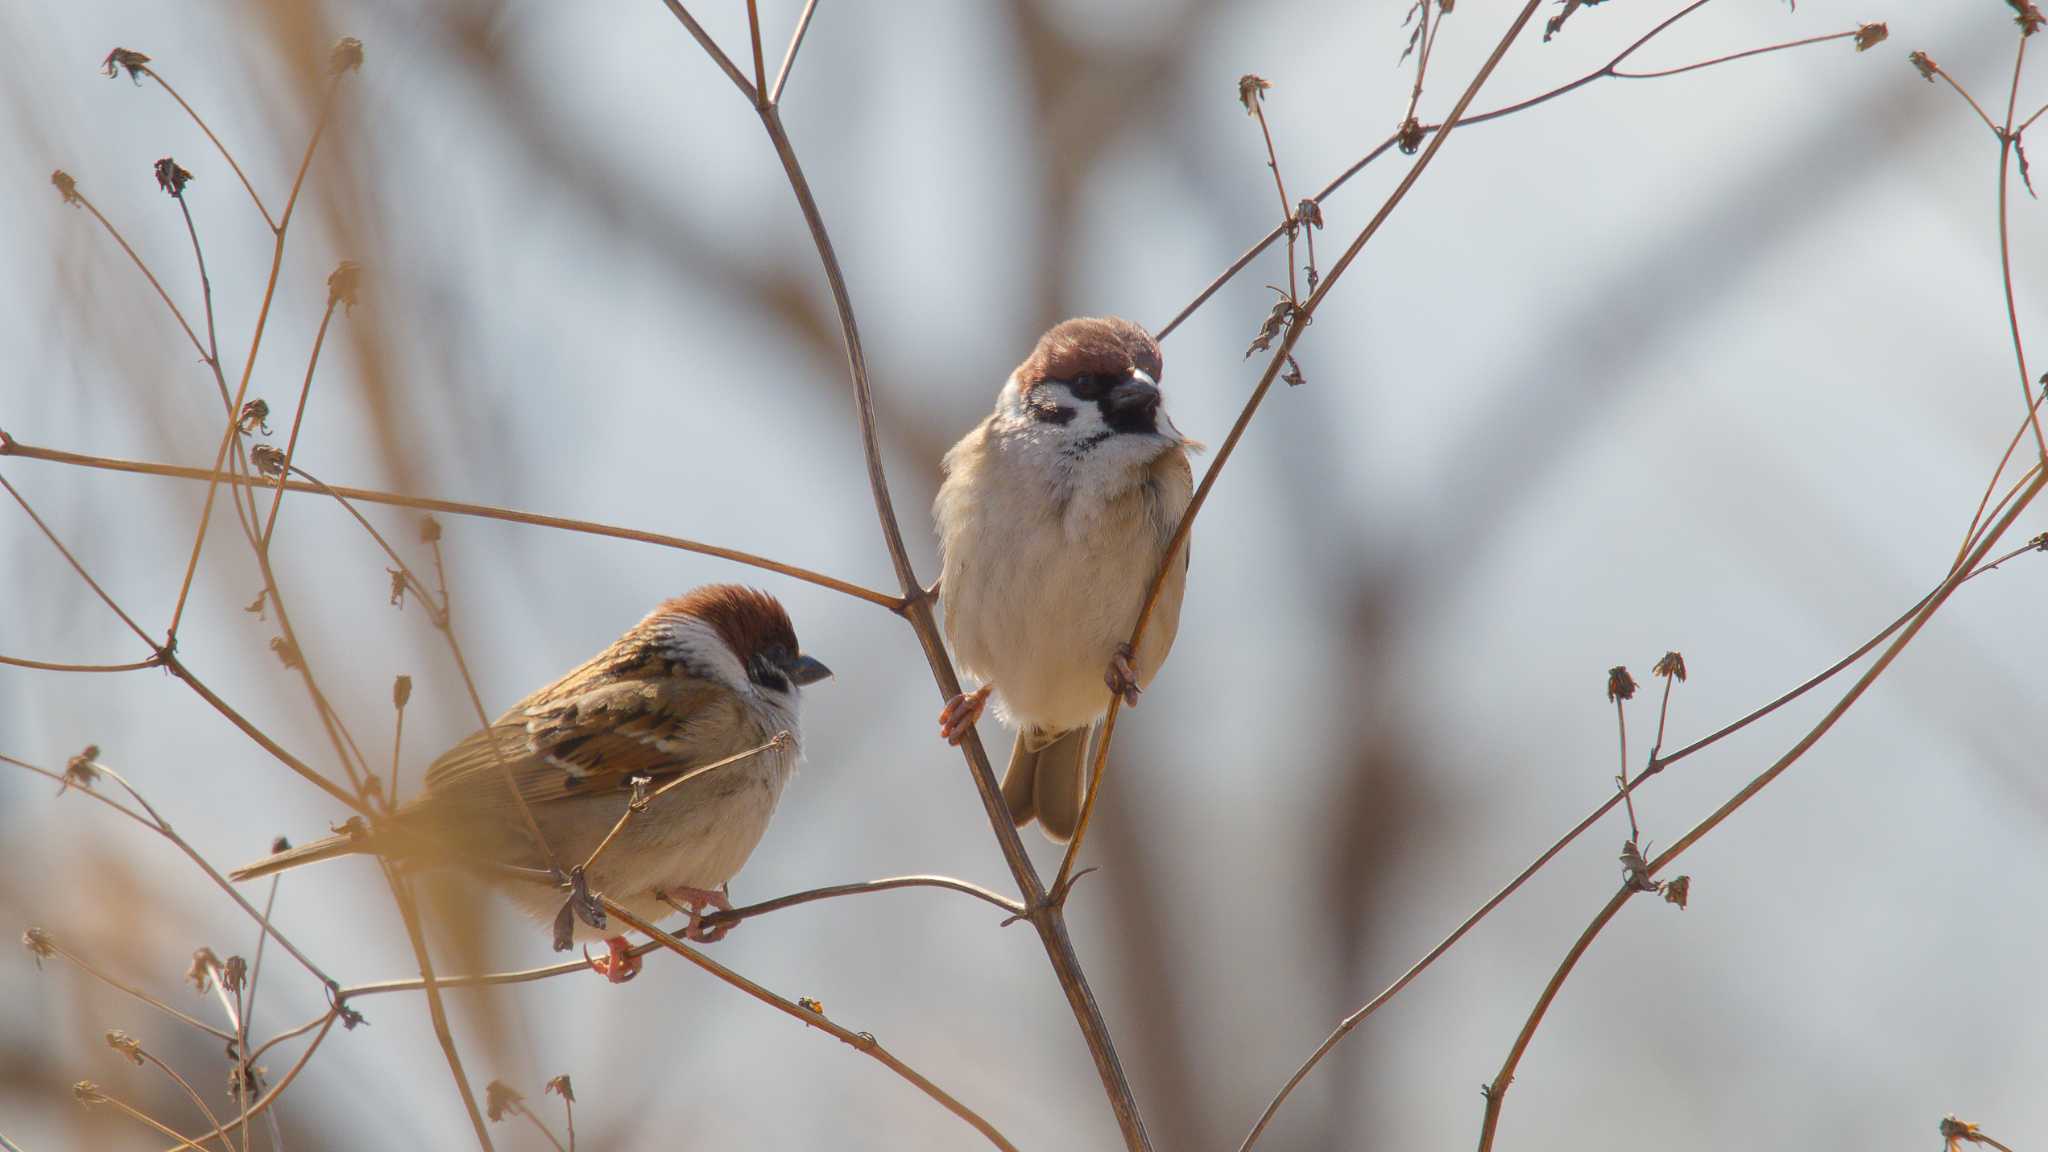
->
{"left": 419, "top": 647, "right": 750, "bottom": 811}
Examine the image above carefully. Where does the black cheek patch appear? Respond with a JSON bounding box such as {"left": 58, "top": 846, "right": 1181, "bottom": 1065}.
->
{"left": 749, "top": 655, "right": 791, "bottom": 694}
{"left": 1026, "top": 393, "right": 1077, "bottom": 425}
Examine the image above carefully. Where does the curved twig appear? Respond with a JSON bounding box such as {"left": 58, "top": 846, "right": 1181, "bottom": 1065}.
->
{"left": 11, "top": 924, "right": 234, "bottom": 1044}
{"left": 1236, "top": 531, "right": 2043, "bottom": 1150}
{"left": 337, "top": 873, "right": 1027, "bottom": 1000}
{"left": 0, "top": 437, "right": 901, "bottom": 609}
{"left": 156, "top": 1010, "right": 339, "bottom": 1152}
{"left": 165, "top": 72, "right": 344, "bottom": 644}
{"left": 649, "top": 4, "right": 1153, "bottom": 1142}
{"left": 607, "top": 900, "right": 1020, "bottom": 1152}
{"left": 1474, "top": 470, "right": 2046, "bottom": 1150}
{"left": 140, "top": 65, "right": 276, "bottom": 230}
{"left": 1153, "top": 4, "right": 1887, "bottom": 342}
{"left": 0, "top": 654, "right": 160, "bottom": 673}
{"left": 1057, "top": 0, "right": 1551, "bottom": 903}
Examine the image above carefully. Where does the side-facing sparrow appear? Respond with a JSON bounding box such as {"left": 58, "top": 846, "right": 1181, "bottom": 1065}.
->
{"left": 932, "top": 316, "right": 1195, "bottom": 842}
{"left": 230, "top": 585, "right": 830, "bottom": 982}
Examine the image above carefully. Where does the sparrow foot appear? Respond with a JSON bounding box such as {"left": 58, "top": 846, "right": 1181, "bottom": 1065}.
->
{"left": 584, "top": 936, "right": 642, "bottom": 984}
{"left": 659, "top": 886, "right": 734, "bottom": 944}
{"left": 1105, "top": 643, "right": 1141, "bottom": 707}
{"left": 938, "top": 685, "right": 993, "bottom": 746}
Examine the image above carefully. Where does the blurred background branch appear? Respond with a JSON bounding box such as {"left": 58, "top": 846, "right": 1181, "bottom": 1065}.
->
{"left": 3, "top": 2, "right": 2046, "bottom": 1150}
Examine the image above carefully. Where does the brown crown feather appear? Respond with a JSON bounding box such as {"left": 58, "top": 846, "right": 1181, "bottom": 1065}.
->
{"left": 1015, "top": 316, "right": 1163, "bottom": 391}
{"left": 655, "top": 585, "right": 798, "bottom": 660}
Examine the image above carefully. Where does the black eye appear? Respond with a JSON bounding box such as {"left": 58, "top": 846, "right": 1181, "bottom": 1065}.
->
{"left": 1069, "top": 374, "right": 1109, "bottom": 400}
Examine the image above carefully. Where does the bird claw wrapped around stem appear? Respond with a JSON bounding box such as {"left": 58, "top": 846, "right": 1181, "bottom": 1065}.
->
{"left": 937, "top": 685, "right": 992, "bottom": 745}
{"left": 1104, "top": 643, "right": 1141, "bottom": 707}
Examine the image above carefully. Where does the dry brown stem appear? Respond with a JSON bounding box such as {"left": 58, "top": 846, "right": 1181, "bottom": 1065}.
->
{"left": 1157, "top": 2, "right": 1867, "bottom": 342}
{"left": 0, "top": 437, "right": 900, "bottom": 608}
{"left": 1474, "top": 466, "right": 2046, "bottom": 1150}
{"left": 606, "top": 900, "right": 1020, "bottom": 1152}
{"left": 1059, "top": 0, "right": 1549, "bottom": 911}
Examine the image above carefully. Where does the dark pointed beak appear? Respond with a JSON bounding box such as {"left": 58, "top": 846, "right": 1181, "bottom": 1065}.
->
{"left": 1103, "top": 372, "right": 1162, "bottom": 433}
{"left": 785, "top": 654, "right": 833, "bottom": 687}
{"left": 1106, "top": 375, "right": 1162, "bottom": 419}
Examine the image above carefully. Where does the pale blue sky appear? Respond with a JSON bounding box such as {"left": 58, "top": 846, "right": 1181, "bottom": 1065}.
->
{"left": 4, "top": 3, "right": 2044, "bottom": 1149}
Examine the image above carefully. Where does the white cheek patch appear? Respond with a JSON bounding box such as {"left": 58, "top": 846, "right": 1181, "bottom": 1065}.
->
{"left": 652, "top": 615, "right": 751, "bottom": 697}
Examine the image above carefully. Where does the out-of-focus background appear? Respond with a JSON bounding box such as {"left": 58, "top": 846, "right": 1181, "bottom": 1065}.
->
{"left": 4, "top": 1, "right": 2045, "bottom": 1148}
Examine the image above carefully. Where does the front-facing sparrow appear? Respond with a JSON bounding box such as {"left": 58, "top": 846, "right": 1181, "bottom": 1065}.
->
{"left": 932, "top": 316, "right": 1195, "bottom": 841}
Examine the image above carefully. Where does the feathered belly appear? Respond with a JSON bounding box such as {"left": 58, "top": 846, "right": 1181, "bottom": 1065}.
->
{"left": 946, "top": 507, "right": 1171, "bottom": 734}
{"left": 493, "top": 749, "right": 796, "bottom": 939}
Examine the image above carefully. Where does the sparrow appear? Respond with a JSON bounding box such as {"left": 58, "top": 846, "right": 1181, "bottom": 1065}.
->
{"left": 932, "top": 316, "right": 1195, "bottom": 842}
{"left": 230, "top": 585, "right": 830, "bottom": 982}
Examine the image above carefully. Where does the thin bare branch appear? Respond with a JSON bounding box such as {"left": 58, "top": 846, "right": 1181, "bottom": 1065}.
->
{"left": 419, "top": 531, "right": 564, "bottom": 876}
{"left": 744, "top": 0, "right": 768, "bottom": 105}
{"left": 1475, "top": 470, "right": 2047, "bottom": 1150}
{"left": 771, "top": 0, "right": 821, "bottom": 106}
{"left": 1996, "top": 35, "right": 2048, "bottom": 465}
{"left": 1236, "top": 534, "right": 2042, "bottom": 1151}
{"left": 382, "top": 869, "right": 495, "bottom": 1150}
{"left": 165, "top": 73, "right": 346, "bottom": 643}
{"left": 338, "top": 872, "right": 1027, "bottom": 1000}
{"left": 80, "top": 1088, "right": 213, "bottom": 1152}
{"left": 1945, "top": 1117, "right": 2021, "bottom": 1152}
{"left": 1247, "top": 93, "right": 1298, "bottom": 303}
{"left": 121, "top": 1042, "right": 232, "bottom": 1152}
{"left": 1614, "top": 693, "right": 1638, "bottom": 843}
{"left": 244, "top": 1012, "right": 330, "bottom": 1067}
{"left": 503, "top": 1099, "right": 568, "bottom": 1152}
{"left": 742, "top": 71, "right": 1152, "bottom": 1149}
{"left": 1060, "top": 0, "right": 1550, "bottom": 906}
{"left": 238, "top": 869, "right": 284, "bottom": 1101}
{"left": 259, "top": 297, "right": 339, "bottom": 547}
{"left": 0, "top": 470, "right": 159, "bottom": 645}
{"left": 578, "top": 734, "right": 792, "bottom": 873}
{"left": 84, "top": 761, "right": 340, "bottom": 989}
{"left": 158, "top": 1011, "right": 338, "bottom": 1152}
{"left": 16, "top": 926, "right": 235, "bottom": 1043}
{"left": 140, "top": 66, "right": 276, "bottom": 229}
{"left": 161, "top": 651, "right": 371, "bottom": 814}
{"left": 1609, "top": 29, "right": 1862, "bottom": 80}
{"left": 170, "top": 190, "right": 233, "bottom": 414}
{"left": 1923, "top": 58, "right": 2003, "bottom": 138}
{"left": 1154, "top": 6, "right": 1896, "bottom": 342}
{"left": 61, "top": 189, "right": 208, "bottom": 361}
{"left": 0, "top": 436, "right": 902, "bottom": 608}
{"left": 607, "top": 901, "right": 1020, "bottom": 1152}
{"left": 0, "top": 654, "right": 159, "bottom": 673}
{"left": 658, "top": 1, "right": 760, "bottom": 103}
{"left": 706, "top": 872, "right": 1028, "bottom": 928}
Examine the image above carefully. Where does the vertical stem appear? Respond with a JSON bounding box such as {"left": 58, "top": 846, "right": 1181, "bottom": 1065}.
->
{"left": 1999, "top": 35, "right": 2048, "bottom": 465}
{"left": 260, "top": 299, "right": 339, "bottom": 547}
{"left": 1614, "top": 698, "right": 1638, "bottom": 843}
{"left": 165, "top": 73, "right": 341, "bottom": 642}
{"left": 144, "top": 67, "right": 277, "bottom": 230}
{"left": 1055, "top": 0, "right": 1547, "bottom": 900}
{"left": 383, "top": 869, "right": 495, "bottom": 1150}
{"left": 1250, "top": 101, "right": 1297, "bottom": 303}
{"left": 753, "top": 96, "right": 1152, "bottom": 1150}
{"left": 745, "top": 0, "right": 769, "bottom": 106}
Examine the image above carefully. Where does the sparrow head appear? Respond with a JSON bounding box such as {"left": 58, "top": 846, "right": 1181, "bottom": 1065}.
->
{"left": 650, "top": 585, "right": 831, "bottom": 700}
{"left": 1011, "top": 316, "right": 1171, "bottom": 440}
